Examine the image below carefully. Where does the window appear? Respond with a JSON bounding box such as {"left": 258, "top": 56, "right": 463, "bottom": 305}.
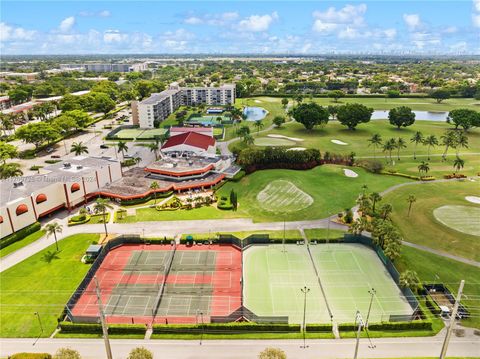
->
{"left": 36, "top": 193, "right": 47, "bottom": 204}
{"left": 71, "top": 183, "right": 81, "bottom": 193}
{"left": 0, "top": 215, "right": 3, "bottom": 224}
{"left": 16, "top": 204, "right": 28, "bottom": 216}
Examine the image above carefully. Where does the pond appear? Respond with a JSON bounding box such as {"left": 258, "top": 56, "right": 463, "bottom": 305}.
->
{"left": 372, "top": 110, "right": 448, "bottom": 122}
{"left": 244, "top": 107, "right": 268, "bottom": 121}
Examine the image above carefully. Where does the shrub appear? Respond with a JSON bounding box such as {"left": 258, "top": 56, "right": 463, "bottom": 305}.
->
{"left": 344, "top": 208, "right": 354, "bottom": 224}
{"left": 45, "top": 159, "right": 61, "bottom": 164}
{"left": 356, "top": 160, "right": 384, "bottom": 174}
{"left": 53, "top": 348, "right": 81, "bottom": 359}
{"left": 0, "top": 222, "right": 41, "bottom": 249}
{"left": 29, "top": 165, "right": 43, "bottom": 171}
{"left": 59, "top": 322, "right": 146, "bottom": 335}
{"left": 152, "top": 323, "right": 300, "bottom": 333}
{"left": 67, "top": 215, "right": 90, "bottom": 226}
{"left": 231, "top": 170, "right": 246, "bottom": 182}
{"left": 338, "top": 320, "right": 432, "bottom": 331}
{"left": 258, "top": 347, "right": 287, "bottom": 359}
{"left": 127, "top": 347, "right": 153, "bottom": 359}
{"left": 305, "top": 323, "right": 333, "bottom": 332}
{"left": 10, "top": 354, "right": 52, "bottom": 359}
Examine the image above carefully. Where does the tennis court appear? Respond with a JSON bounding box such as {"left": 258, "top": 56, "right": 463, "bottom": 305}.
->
{"left": 243, "top": 244, "right": 413, "bottom": 324}
{"left": 70, "top": 243, "right": 241, "bottom": 324}
{"left": 113, "top": 128, "right": 167, "bottom": 140}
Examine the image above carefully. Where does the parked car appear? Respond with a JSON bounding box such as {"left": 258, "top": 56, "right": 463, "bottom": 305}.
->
{"left": 100, "top": 144, "right": 109, "bottom": 149}
{"left": 51, "top": 155, "right": 61, "bottom": 159}
{"left": 46, "top": 147, "right": 54, "bottom": 153}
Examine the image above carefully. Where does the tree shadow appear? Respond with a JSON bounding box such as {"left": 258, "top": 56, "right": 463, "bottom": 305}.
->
{"left": 41, "top": 250, "right": 60, "bottom": 263}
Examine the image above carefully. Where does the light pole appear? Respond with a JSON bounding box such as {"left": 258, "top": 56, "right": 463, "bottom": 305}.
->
{"left": 353, "top": 311, "right": 364, "bottom": 359}
{"left": 282, "top": 216, "right": 286, "bottom": 252}
{"left": 34, "top": 312, "right": 43, "bottom": 333}
{"left": 199, "top": 311, "right": 205, "bottom": 346}
{"left": 301, "top": 286, "right": 310, "bottom": 349}
{"left": 365, "top": 288, "right": 376, "bottom": 327}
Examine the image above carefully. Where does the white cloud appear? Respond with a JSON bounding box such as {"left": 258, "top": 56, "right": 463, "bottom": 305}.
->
{"left": 442, "top": 26, "right": 458, "bottom": 34}
{"left": 474, "top": 0, "right": 480, "bottom": 12}
{"left": 184, "top": 16, "right": 203, "bottom": 25}
{"left": 473, "top": 13, "right": 480, "bottom": 27}
{"left": 450, "top": 41, "right": 467, "bottom": 52}
{"left": 99, "top": 10, "right": 111, "bottom": 17}
{"left": 0, "top": 22, "right": 36, "bottom": 41}
{"left": 238, "top": 12, "right": 278, "bottom": 32}
{"left": 103, "top": 30, "right": 128, "bottom": 43}
{"left": 184, "top": 12, "right": 239, "bottom": 26}
{"left": 79, "top": 10, "right": 111, "bottom": 17}
{"left": 338, "top": 26, "right": 359, "bottom": 39}
{"left": 383, "top": 28, "right": 397, "bottom": 39}
{"left": 313, "top": 4, "right": 367, "bottom": 26}
{"left": 403, "top": 14, "right": 421, "bottom": 30}
{"left": 59, "top": 16, "right": 75, "bottom": 32}
{"left": 312, "top": 20, "right": 337, "bottom": 33}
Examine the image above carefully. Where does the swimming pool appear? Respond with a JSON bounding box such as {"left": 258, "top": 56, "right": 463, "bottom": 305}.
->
{"left": 243, "top": 107, "right": 268, "bottom": 121}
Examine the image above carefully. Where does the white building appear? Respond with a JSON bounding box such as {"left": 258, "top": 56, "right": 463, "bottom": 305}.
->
{"left": 0, "top": 157, "right": 122, "bottom": 239}
{"left": 132, "top": 84, "right": 236, "bottom": 128}
{"left": 60, "top": 63, "right": 148, "bottom": 73}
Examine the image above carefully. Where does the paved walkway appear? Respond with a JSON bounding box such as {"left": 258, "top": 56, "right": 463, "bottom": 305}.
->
{"left": 1, "top": 333, "right": 479, "bottom": 359}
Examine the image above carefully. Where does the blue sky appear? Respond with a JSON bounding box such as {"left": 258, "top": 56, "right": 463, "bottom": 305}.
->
{"left": 1, "top": 1, "right": 479, "bottom": 54}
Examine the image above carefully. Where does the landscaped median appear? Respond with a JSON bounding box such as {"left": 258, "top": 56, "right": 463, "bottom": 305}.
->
{"left": 68, "top": 213, "right": 111, "bottom": 226}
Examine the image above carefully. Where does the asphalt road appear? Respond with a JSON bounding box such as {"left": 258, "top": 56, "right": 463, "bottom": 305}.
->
{"left": 1, "top": 335, "right": 479, "bottom": 358}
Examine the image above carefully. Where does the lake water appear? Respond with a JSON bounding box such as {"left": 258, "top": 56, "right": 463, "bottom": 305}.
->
{"left": 244, "top": 107, "right": 268, "bottom": 121}
{"left": 372, "top": 110, "right": 448, "bottom": 122}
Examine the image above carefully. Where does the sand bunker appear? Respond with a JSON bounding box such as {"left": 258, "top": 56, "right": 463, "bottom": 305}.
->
{"left": 331, "top": 139, "right": 348, "bottom": 145}
{"left": 287, "top": 147, "right": 306, "bottom": 151}
{"left": 254, "top": 100, "right": 262, "bottom": 103}
{"left": 267, "top": 134, "right": 304, "bottom": 142}
{"left": 343, "top": 169, "right": 359, "bottom": 178}
{"left": 465, "top": 196, "right": 480, "bottom": 204}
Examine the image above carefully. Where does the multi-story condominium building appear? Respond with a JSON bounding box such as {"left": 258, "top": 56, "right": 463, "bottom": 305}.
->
{"left": 132, "top": 84, "right": 236, "bottom": 128}
{"left": 60, "top": 63, "right": 148, "bottom": 73}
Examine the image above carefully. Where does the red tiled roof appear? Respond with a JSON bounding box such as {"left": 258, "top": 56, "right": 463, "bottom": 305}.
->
{"left": 162, "top": 132, "right": 215, "bottom": 151}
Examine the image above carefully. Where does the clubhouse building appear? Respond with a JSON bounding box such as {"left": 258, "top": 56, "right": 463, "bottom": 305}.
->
{"left": 132, "top": 83, "right": 236, "bottom": 128}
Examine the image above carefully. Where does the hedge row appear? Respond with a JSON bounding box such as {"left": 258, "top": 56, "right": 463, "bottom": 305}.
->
{"left": 305, "top": 324, "right": 333, "bottom": 332}
{"left": 153, "top": 323, "right": 301, "bottom": 333}
{"left": 338, "top": 320, "right": 432, "bottom": 331}
{"left": 381, "top": 170, "right": 421, "bottom": 181}
{"left": 425, "top": 296, "right": 442, "bottom": 315}
{"left": 10, "top": 354, "right": 52, "bottom": 359}
{"left": 59, "top": 322, "right": 146, "bottom": 334}
{"left": 119, "top": 191, "right": 173, "bottom": 206}
{"left": 231, "top": 170, "right": 246, "bottom": 182}
{"left": 0, "top": 222, "right": 41, "bottom": 249}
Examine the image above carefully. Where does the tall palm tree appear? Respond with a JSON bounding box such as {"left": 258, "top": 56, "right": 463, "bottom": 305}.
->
{"left": 379, "top": 203, "right": 393, "bottom": 220}
{"left": 399, "top": 270, "right": 421, "bottom": 292}
{"left": 368, "top": 133, "right": 382, "bottom": 160}
{"left": 455, "top": 132, "right": 468, "bottom": 157}
{"left": 93, "top": 198, "right": 113, "bottom": 236}
{"left": 453, "top": 156, "right": 465, "bottom": 174}
{"left": 410, "top": 131, "right": 424, "bottom": 160}
{"left": 150, "top": 181, "right": 159, "bottom": 204}
{"left": 369, "top": 192, "right": 382, "bottom": 213}
{"left": 440, "top": 130, "right": 457, "bottom": 161}
{"left": 382, "top": 138, "right": 396, "bottom": 164}
{"left": 70, "top": 141, "right": 89, "bottom": 156}
{"left": 117, "top": 141, "right": 128, "bottom": 159}
{"left": 406, "top": 194, "right": 416, "bottom": 217}
{"left": 0, "top": 163, "right": 23, "bottom": 179}
{"left": 418, "top": 161, "right": 430, "bottom": 178}
{"left": 423, "top": 135, "right": 438, "bottom": 161}
{"left": 254, "top": 120, "right": 264, "bottom": 134}
{"left": 396, "top": 137, "right": 407, "bottom": 160}
{"left": 243, "top": 134, "right": 254, "bottom": 145}
{"left": 350, "top": 217, "right": 369, "bottom": 235}
{"left": 147, "top": 142, "right": 159, "bottom": 160}
{"left": 45, "top": 222, "right": 63, "bottom": 251}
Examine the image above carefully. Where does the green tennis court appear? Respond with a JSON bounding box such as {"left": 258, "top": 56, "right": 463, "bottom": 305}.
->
{"left": 243, "top": 244, "right": 413, "bottom": 324}
{"left": 243, "top": 245, "right": 330, "bottom": 324}
{"left": 113, "top": 128, "right": 167, "bottom": 140}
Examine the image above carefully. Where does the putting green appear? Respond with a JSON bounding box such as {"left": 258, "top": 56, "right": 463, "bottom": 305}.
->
{"left": 256, "top": 180, "right": 313, "bottom": 213}
{"left": 433, "top": 205, "right": 480, "bottom": 236}
{"left": 254, "top": 137, "right": 296, "bottom": 146}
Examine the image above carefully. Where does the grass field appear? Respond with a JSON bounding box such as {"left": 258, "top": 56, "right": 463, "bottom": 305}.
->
{"left": 243, "top": 244, "right": 411, "bottom": 324}
{"left": 433, "top": 205, "right": 480, "bottom": 236}
{"left": 218, "top": 165, "right": 410, "bottom": 222}
{"left": 396, "top": 246, "right": 480, "bottom": 329}
{"left": 256, "top": 180, "right": 313, "bottom": 213}
{"left": 0, "top": 234, "right": 99, "bottom": 337}
{"left": 0, "top": 230, "right": 45, "bottom": 258}
{"left": 384, "top": 181, "right": 480, "bottom": 261}
{"left": 254, "top": 137, "right": 296, "bottom": 146}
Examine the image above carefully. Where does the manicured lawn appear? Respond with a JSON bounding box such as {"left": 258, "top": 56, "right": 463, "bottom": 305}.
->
{"left": 116, "top": 205, "right": 245, "bottom": 223}
{"left": 304, "top": 228, "right": 346, "bottom": 240}
{"left": 396, "top": 245, "right": 480, "bottom": 329}
{"left": 0, "top": 233, "right": 100, "bottom": 337}
{"left": 218, "top": 165, "right": 410, "bottom": 222}
{"left": 384, "top": 181, "right": 480, "bottom": 261}
{"left": 88, "top": 213, "right": 111, "bottom": 224}
{"left": 0, "top": 230, "right": 45, "bottom": 258}
{"left": 181, "top": 230, "right": 304, "bottom": 241}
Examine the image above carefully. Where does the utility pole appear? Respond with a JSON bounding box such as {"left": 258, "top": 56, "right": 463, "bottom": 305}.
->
{"left": 199, "top": 311, "right": 205, "bottom": 346}
{"left": 282, "top": 217, "right": 286, "bottom": 253}
{"left": 94, "top": 276, "right": 113, "bottom": 359}
{"left": 34, "top": 312, "right": 44, "bottom": 333}
{"left": 353, "top": 311, "right": 364, "bottom": 359}
{"left": 365, "top": 288, "right": 376, "bottom": 327}
{"left": 439, "top": 280, "right": 465, "bottom": 359}
{"left": 301, "top": 286, "right": 310, "bottom": 349}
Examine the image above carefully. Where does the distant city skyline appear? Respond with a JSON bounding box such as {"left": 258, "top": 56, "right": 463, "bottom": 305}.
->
{"left": 1, "top": 1, "right": 479, "bottom": 55}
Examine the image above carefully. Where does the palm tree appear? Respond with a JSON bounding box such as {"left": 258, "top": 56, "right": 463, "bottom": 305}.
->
{"left": 369, "top": 192, "right": 382, "bottom": 213}
{"left": 368, "top": 134, "right": 382, "bottom": 160}
{"left": 407, "top": 194, "right": 416, "bottom": 217}
{"left": 399, "top": 270, "right": 421, "bottom": 293}
{"left": 396, "top": 137, "right": 407, "bottom": 160}
{"left": 418, "top": 161, "right": 430, "bottom": 178}
{"left": 423, "top": 135, "right": 438, "bottom": 160}
{"left": 453, "top": 156, "right": 465, "bottom": 174}
{"left": 410, "top": 131, "right": 423, "bottom": 160}
{"left": 382, "top": 138, "right": 396, "bottom": 164}
{"left": 70, "top": 141, "right": 89, "bottom": 156}
{"left": 150, "top": 181, "right": 159, "bottom": 204}
{"left": 379, "top": 203, "right": 393, "bottom": 220}
{"left": 93, "top": 198, "right": 113, "bottom": 236}
{"left": 117, "top": 141, "right": 128, "bottom": 159}
{"left": 0, "top": 163, "right": 23, "bottom": 179}
{"left": 350, "top": 217, "right": 369, "bottom": 235}
{"left": 455, "top": 132, "right": 468, "bottom": 157}
{"left": 147, "top": 142, "right": 159, "bottom": 160}
{"left": 45, "top": 222, "right": 63, "bottom": 251}
{"left": 254, "top": 120, "right": 264, "bottom": 134}
{"left": 243, "top": 134, "right": 254, "bottom": 145}
{"left": 440, "top": 130, "right": 457, "bottom": 161}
